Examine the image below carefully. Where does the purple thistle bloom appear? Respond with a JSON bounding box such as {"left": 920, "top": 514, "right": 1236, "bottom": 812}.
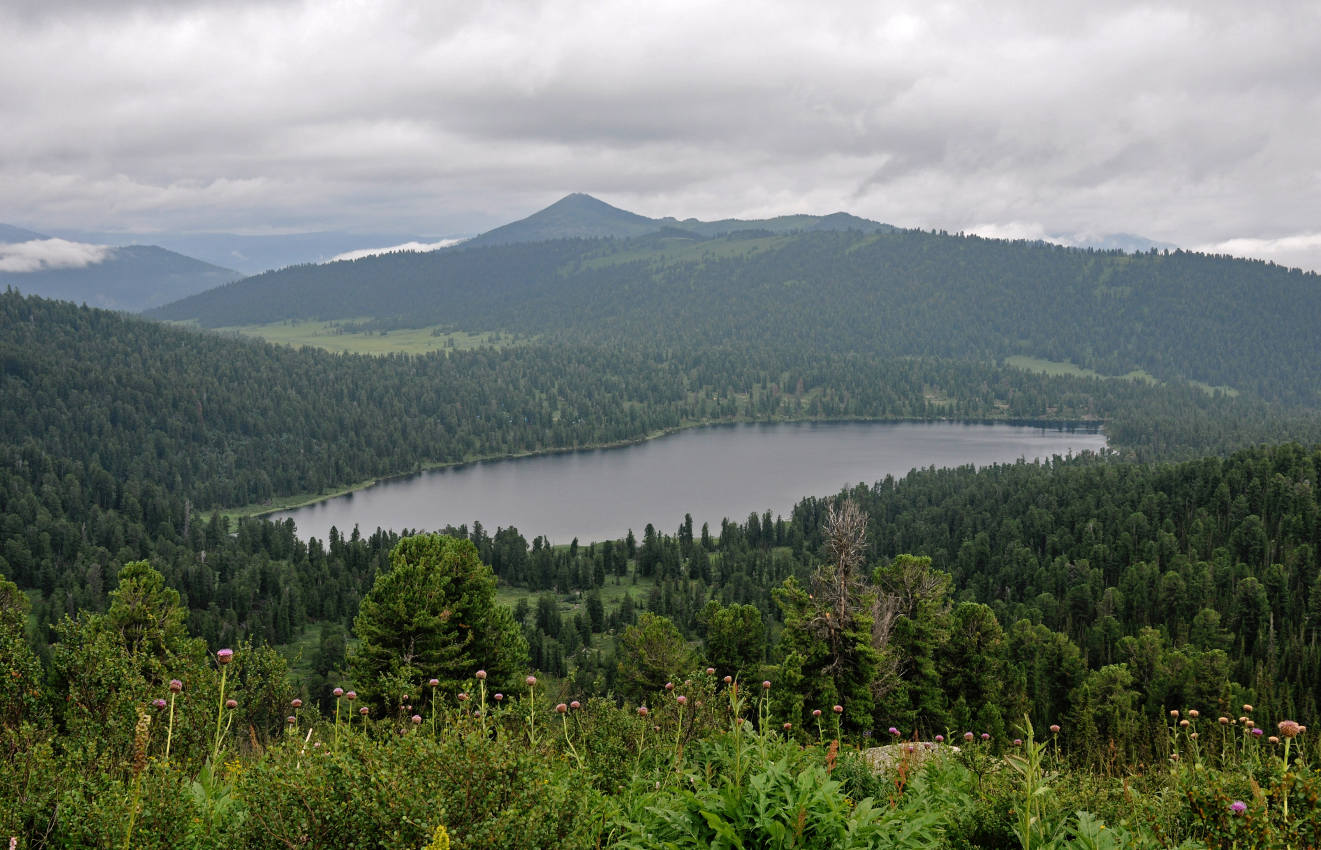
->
{"left": 169, "top": 679, "right": 183, "bottom": 693}
{"left": 411, "top": 714, "right": 422, "bottom": 724}
{"left": 981, "top": 732, "right": 991, "bottom": 740}
{"left": 345, "top": 691, "right": 357, "bottom": 701}
{"left": 935, "top": 734, "right": 944, "bottom": 742}
{"left": 812, "top": 709, "right": 822, "bottom": 718}
{"left": 889, "top": 726, "right": 900, "bottom": 736}
{"left": 475, "top": 670, "right": 487, "bottom": 680}
{"left": 216, "top": 648, "right": 234, "bottom": 665}
{"left": 333, "top": 687, "right": 344, "bottom": 697}
{"left": 1253, "top": 727, "right": 1264, "bottom": 737}
{"left": 153, "top": 698, "right": 167, "bottom": 709}
{"left": 494, "top": 693, "right": 504, "bottom": 701}
{"left": 225, "top": 699, "right": 237, "bottom": 710}
{"left": 570, "top": 700, "right": 581, "bottom": 710}
{"left": 291, "top": 698, "right": 302, "bottom": 708}
{"left": 526, "top": 676, "right": 537, "bottom": 686}
{"left": 429, "top": 678, "right": 440, "bottom": 687}
{"left": 286, "top": 715, "right": 296, "bottom": 725}
{"left": 832, "top": 705, "right": 843, "bottom": 714}
{"left": 762, "top": 680, "right": 772, "bottom": 690}
{"left": 1231, "top": 800, "right": 1247, "bottom": 814}
{"left": 964, "top": 731, "right": 975, "bottom": 741}
{"left": 676, "top": 695, "right": 687, "bottom": 706}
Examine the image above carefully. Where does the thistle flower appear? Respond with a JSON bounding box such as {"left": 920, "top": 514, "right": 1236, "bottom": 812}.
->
{"left": 981, "top": 732, "right": 990, "bottom": 741}
{"left": 412, "top": 714, "right": 422, "bottom": 725}
{"left": 153, "top": 698, "right": 167, "bottom": 710}
{"left": 1269, "top": 736, "right": 1280, "bottom": 744}
{"left": 333, "top": 687, "right": 344, "bottom": 697}
{"left": 1231, "top": 800, "right": 1247, "bottom": 814}
{"left": 1170, "top": 709, "right": 1179, "bottom": 718}
{"left": 494, "top": 693, "right": 504, "bottom": 702}
{"left": 1252, "top": 728, "right": 1263, "bottom": 737}
{"left": 722, "top": 675, "right": 732, "bottom": 684}
{"left": 706, "top": 667, "right": 715, "bottom": 675}
{"left": 783, "top": 722, "right": 792, "bottom": 731}
{"left": 1014, "top": 738, "right": 1023, "bottom": 746}
{"left": 475, "top": 670, "right": 487, "bottom": 680}
{"left": 812, "top": 709, "right": 822, "bottom": 718}
{"left": 346, "top": 691, "right": 357, "bottom": 701}
{"left": 359, "top": 706, "right": 369, "bottom": 716}
{"left": 556, "top": 703, "right": 567, "bottom": 714}
{"left": 458, "top": 693, "right": 469, "bottom": 702}
{"left": 291, "top": 698, "right": 302, "bottom": 708}
{"left": 1049, "top": 724, "right": 1061, "bottom": 734}
{"left": 217, "top": 648, "right": 234, "bottom": 665}
{"left": 169, "top": 679, "right": 183, "bottom": 693}
{"left": 935, "top": 734, "right": 944, "bottom": 743}
{"left": 964, "top": 732, "right": 975, "bottom": 741}
{"left": 429, "top": 678, "right": 440, "bottom": 687}
{"left": 1279, "top": 720, "right": 1302, "bottom": 738}
{"left": 1219, "top": 716, "right": 1230, "bottom": 724}
{"left": 638, "top": 706, "right": 649, "bottom": 717}
{"left": 226, "top": 699, "right": 237, "bottom": 710}
{"left": 762, "top": 680, "right": 771, "bottom": 690}
{"left": 676, "top": 695, "right": 687, "bottom": 706}
{"left": 889, "top": 726, "right": 900, "bottom": 736}
{"left": 832, "top": 705, "right": 843, "bottom": 714}
{"left": 1243, "top": 704, "right": 1253, "bottom": 712}
{"left": 526, "top": 676, "right": 537, "bottom": 686}
{"left": 665, "top": 682, "right": 674, "bottom": 691}
{"left": 1188, "top": 709, "right": 1199, "bottom": 718}
{"left": 1180, "top": 719, "right": 1190, "bottom": 727}
{"left": 287, "top": 716, "right": 296, "bottom": 725}
{"left": 570, "top": 700, "right": 581, "bottom": 710}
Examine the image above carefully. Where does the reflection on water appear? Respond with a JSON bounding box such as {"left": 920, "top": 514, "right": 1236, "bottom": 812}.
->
{"left": 272, "top": 421, "right": 1106, "bottom": 544}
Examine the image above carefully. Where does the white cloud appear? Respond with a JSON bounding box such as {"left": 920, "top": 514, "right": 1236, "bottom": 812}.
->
{"left": 0, "top": 238, "right": 115, "bottom": 273}
{"left": 1192, "top": 233, "right": 1321, "bottom": 273}
{"left": 327, "top": 239, "right": 467, "bottom": 263}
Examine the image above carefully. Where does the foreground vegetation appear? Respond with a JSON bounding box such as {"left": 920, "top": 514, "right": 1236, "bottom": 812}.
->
{"left": 3, "top": 542, "right": 1319, "bottom": 849}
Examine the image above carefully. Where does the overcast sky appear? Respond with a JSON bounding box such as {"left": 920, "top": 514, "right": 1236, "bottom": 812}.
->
{"left": 3, "top": 0, "right": 1319, "bottom": 270}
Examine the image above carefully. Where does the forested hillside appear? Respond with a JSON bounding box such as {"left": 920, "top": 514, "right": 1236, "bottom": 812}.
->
{"left": 153, "top": 224, "right": 1321, "bottom": 405}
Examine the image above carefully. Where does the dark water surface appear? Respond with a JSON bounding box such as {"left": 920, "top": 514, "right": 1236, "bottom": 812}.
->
{"left": 271, "top": 421, "right": 1106, "bottom": 544}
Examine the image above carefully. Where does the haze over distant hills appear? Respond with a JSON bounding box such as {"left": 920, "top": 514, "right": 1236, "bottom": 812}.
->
{"left": 1, "top": 225, "right": 241, "bottom": 312}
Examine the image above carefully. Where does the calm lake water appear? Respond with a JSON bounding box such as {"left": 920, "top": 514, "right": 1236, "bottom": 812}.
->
{"left": 271, "top": 421, "right": 1106, "bottom": 544}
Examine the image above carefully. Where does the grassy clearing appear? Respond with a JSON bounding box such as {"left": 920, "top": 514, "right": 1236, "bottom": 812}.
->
{"left": 1005, "top": 355, "right": 1159, "bottom": 384}
{"left": 496, "top": 568, "right": 658, "bottom": 621}
{"left": 216, "top": 319, "right": 520, "bottom": 355}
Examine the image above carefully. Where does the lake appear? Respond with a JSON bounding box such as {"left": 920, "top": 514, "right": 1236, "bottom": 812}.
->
{"left": 271, "top": 421, "right": 1107, "bottom": 544}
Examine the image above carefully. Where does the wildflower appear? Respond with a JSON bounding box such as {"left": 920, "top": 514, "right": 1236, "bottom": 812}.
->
{"left": 429, "top": 678, "right": 440, "bottom": 687}
{"left": 723, "top": 675, "right": 733, "bottom": 684}
{"left": 1180, "top": 719, "right": 1189, "bottom": 727}
{"left": 935, "top": 734, "right": 944, "bottom": 742}
{"left": 556, "top": 703, "right": 567, "bottom": 714}
{"left": 1243, "top": 704, "right": 1253, "bottom": 713}
{"left": 1014, "top": 738, "right": 1023, "bottom": 746}
{"left": 1231, "top": 800, "right": 1247, "bottom": 814}
{"left": 570, "top": 700, "right": 581, "bottom": 710}
{"left": 526, "top": 676, "right": 537, "bottom": 686}
{"left": 813, "top": 709, "right": 822, "bottom": 718}
{"left": 494, "top": 693, "right": 504, "bottom": 702}
{"left": 169, "top": 679, "right": 183, "bottom": 693}
{"left": 1190, "top": 732, "right": 1198, "bottom": 739}
{"left": 665, "top": 682, "right": 674, "bottom": 691}
{"left": 475, "top": 670, "right": 487, "bottom": 680}
{"left": 1279, "top": 720, "right": 1302, "bottom": 738}
{"left": 1049, "top": 724, "right": 1061, "bottom": 734}
{"left": 1170, "top": 709, "right": 1179, "bottom": 718}
{"left": 359, "top": 707, "right": 369, "bottom": 716}
{"left": 1219, "top": 716, "right": 1229, "bottom": 724}
{"left": 412, "top": 715, "right": 422, "bottom": 725}
{"left": 676, "top": 695, "right": 687, "bottom": 706}
{"left": 458, "top": 693, "right": 469, "bottom": 702}
{"left": 217, "top": 648, "right": 234, "bottom": 665}
{"left": 833, "top": 705, "right": 843, "bottom": 714}
{"left": 783, "top": 722, "right": 792, "bottom": 731}
{"left": 889, "top": 726, "right": 900, "bottom": 736}
{"left": 1269, "top": 736, "right": 1280, "bottom": 744}
{"left": 225, "top": 699, "right": 237, "bottom": 710}
{"left": 346, "top": 691, "right": 357, "bottom": 701}
{"left": 1253, "top": 728, "right": 1264, "bottom": 737}
{"left": 153, "top": 698, "right": 167, "bottom": 710}
{"left": 981, "top": 732, "right": 990, "bottom": 741}
{"left": 906, "top": 745, "right": 915, "bottom": 753}
{"left": 1188, "top": 709, "right": 1199, "bottom": 718}
{"left": 286, "top": 716, "right": 296, "bottom": 725}
{"left": 964, "top": 732, "right": 975, "bottom": 741}
{"left": 638, "top": 706, "right": 649, "bottom": 717}
{"left": 291, "top": 698, "right": 302, "bottom": 708}
{"left": 762, "top": 680, "right": 771, "bottom": 690}
{"left": 334, "top": 687, "right": 344, "bottom": 697}
{"left": 706, "top": 667, "right": 715, "bottom": 675}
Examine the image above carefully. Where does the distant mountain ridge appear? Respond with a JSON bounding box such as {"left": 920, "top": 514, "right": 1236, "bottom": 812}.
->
{"left": 1, "top": 224, "right": 241, "bottom": 312}
{"left": 463, "top": 193, "right": 894, "bottom": 247}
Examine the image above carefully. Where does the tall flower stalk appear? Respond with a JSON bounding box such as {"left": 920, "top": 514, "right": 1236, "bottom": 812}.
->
{"left": 211, "top": 648, "right": 234, "bottom": 764}
{"left": 164, "top": 679, "right": 182, "bottom": 764}
{"left": 525, "top": 676, "right": 538, "bottom": 746}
